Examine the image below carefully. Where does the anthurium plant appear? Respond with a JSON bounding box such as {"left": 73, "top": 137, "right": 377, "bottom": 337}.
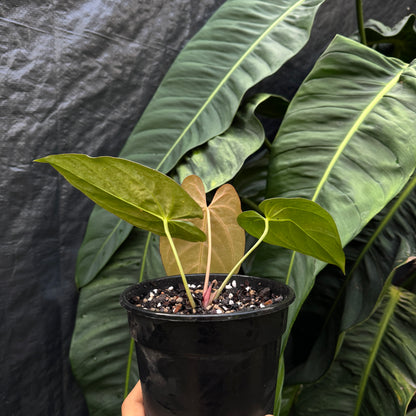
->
{"left": 35, "top": 153, "right": 345, "bottom": 310}
{"left": 35, "top": 0, "right": 416, "bottom": 415}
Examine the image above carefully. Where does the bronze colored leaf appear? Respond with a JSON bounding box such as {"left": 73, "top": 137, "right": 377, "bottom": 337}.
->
{"left": 160, "top": 175, "right": 245, "bottom": 276}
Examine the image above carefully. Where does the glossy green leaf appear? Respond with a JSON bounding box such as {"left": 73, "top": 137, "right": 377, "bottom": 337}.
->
{"left": 238, "top": 198, "right": 345, "bottom": 271}
{"left": 70, "top": 229, "right": 165, "bottom": 416}
{"left": 247, "top": 35, "right": 416, "bottom": 407}
{"left": 363, "top": 14, "right": 416, "bottom": 63}
{"left": 120, "top": 0, "right": 325, "bottom": 172}
{"left": 74, "top": 208, "right": 133, "bottom": 288}
{"left": 253, "top": 33, "right": 416, "bottom": 333}
{"left": 35, "top": 154, "right": 205, "bottom": 242}
{"left": 341, "top": 174, "right": 416, "bottom": 330}
{"left": 232, "top": 149, "right": 270, "bottom": 208}
{"left": 286, "top": 175, "right": 416, "bottom": 384}
{"left": 76, "top": 0, "right": 326, "bottom": 287}
{"left": 174, "top": 94, "right": 289, "bottom": 192}
{"left": 292, "top": 286, "right": 416, "bottom": 416}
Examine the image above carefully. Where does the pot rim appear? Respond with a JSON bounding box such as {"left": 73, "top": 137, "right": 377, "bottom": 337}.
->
{"left": 120, "top": 274, "right": 295, "bottom": 322}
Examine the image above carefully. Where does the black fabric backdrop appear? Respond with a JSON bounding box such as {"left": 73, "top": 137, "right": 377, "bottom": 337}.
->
{"left": 1, "top": 1, "right": 415, "bottom": 415}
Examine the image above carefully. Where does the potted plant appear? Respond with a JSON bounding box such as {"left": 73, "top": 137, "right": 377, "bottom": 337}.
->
{"left": 35, "top": 153, "right": 345, "bottom": 415}
{"left": 34, "top": 0, "right": 416, "bottom": 414}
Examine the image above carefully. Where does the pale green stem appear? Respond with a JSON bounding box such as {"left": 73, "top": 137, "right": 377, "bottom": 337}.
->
{"left": 264, "top": 137, "right": 273, "bottom": 151}
{"left": 214, "top": 218, "right": 270, "bottom": 299}
{"left": 273, "top": 359, "right": 285, "bottom": 415}
{"left": 240, "top": 196, "right": 261, "bottom": 213}
{"left": 124, "top": 231, "right": 152, "bottom": 398}
{"left": 124, "top": 339, "right": 135, "bottom": 398}
{"left": 163, "top": 219, "right": 196, "bottom": 309}
{"left": 203, "top": 208, "right": 212, "bottom": 294}
{"left": 285, "top": 252, "right": 296, "bottom": 285}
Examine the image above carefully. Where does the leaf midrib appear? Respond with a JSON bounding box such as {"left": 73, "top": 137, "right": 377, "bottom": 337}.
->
{"left": 353, "top": 286, "right": 401, "bottom": 416}
{"left": 284, "top": 64, "right": 408, "bottom": 286}
{"left": 311, "top": 66, "right": 407, "bottom": 202}
{"left": 156, "top": 0, "right": 309, "bottom": 171}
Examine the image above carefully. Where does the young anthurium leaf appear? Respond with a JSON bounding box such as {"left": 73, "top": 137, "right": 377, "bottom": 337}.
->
{"left": 238, "top": 198, "right": 345, "bottom": 272}
{"left": 35, "top": 154, "right": 206, "bottom": 242}
{"left": 160, "top": 175, "right": 245, "bottom": 275}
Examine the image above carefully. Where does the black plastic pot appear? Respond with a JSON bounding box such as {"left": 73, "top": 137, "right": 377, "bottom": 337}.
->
{"left": 120, "top": 274, "right": 295, "bottom": 416}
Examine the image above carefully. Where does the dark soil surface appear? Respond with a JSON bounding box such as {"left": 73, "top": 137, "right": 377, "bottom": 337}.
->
{"left": 131, "top": 278, "right": 284, "bottom": 315}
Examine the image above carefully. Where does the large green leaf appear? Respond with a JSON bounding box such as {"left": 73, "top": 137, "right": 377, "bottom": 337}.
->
{"left": 120, "top": 0, "right": 325, "bottom": 172}
{"left": 286, "top": 175, "right": 416, "bottom": 384}
{"left": 36, "top": 154, "right": 205, "bottom": 241}
{"left": 291, "top": 286, "right": 416, "bottom": 416}
{"left": 75, "top": 0, "right": 326, "bottom": 287}
{"left": 70, "top": 229, "right": 165, "bottom": 416}
{"left": 341, "top": 175, "right": 416, "bottom": 330}
{"left": 74, "top": 207, "right": 132, "bottom": 289}
{"left": 233, "top": 149, "right": 270, "bottom": 208}
{"left": 247, "top": 35, "right": 416, "bottom": 410}
{"left": 174, "top": 94, "right": 289, "bottom": 192}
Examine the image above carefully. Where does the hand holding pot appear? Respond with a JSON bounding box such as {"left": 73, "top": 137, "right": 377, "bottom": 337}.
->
{"left": 121, "top": 381, "right": 145, "bottom": 416}
{"left": 121, "top": 381, "right": 274, "bottom": 416}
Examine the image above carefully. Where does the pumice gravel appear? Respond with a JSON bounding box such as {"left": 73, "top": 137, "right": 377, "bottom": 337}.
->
{"left": 132, "top": 279, "right": 284, "bottom": 315}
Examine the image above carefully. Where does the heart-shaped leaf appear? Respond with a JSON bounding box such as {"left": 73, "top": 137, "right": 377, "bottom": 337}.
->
{"left": 35, "top": 154, "right": 206, "bottom": 242}
{"left": 238, "top": 198, "right": 345, "bottom": 272}
{"left": 160, "top": 175, "right": 245, "bottom": 276}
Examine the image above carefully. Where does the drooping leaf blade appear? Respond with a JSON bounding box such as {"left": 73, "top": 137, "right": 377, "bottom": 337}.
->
{"left": 363, "top": 14, "right": 416, "bottom": 63}
{"left": 160, "top": 175, "right": 245, "bottom": 275}
{"left": 174, "top": 94, "right": 289, "bottom": 192}
{"left": 291, "top": 286, "right": 416, "bottom": 416}
{"left": 35, "top": 154, "right": 205, "bottom": 242}
{"left": 254, "top": 33, "right": 416, "bottom": 333}
{"left": 286, "top": 174, "right": 416, "bottom": 384}
{"left": 341, "top": 174, "right": 416, "bottom": 330}
{"left": 238, "top": 198, "right": 345, "bottom": 272}
{"left": 76, "top": 0, "right": 326, "bottom": 287}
